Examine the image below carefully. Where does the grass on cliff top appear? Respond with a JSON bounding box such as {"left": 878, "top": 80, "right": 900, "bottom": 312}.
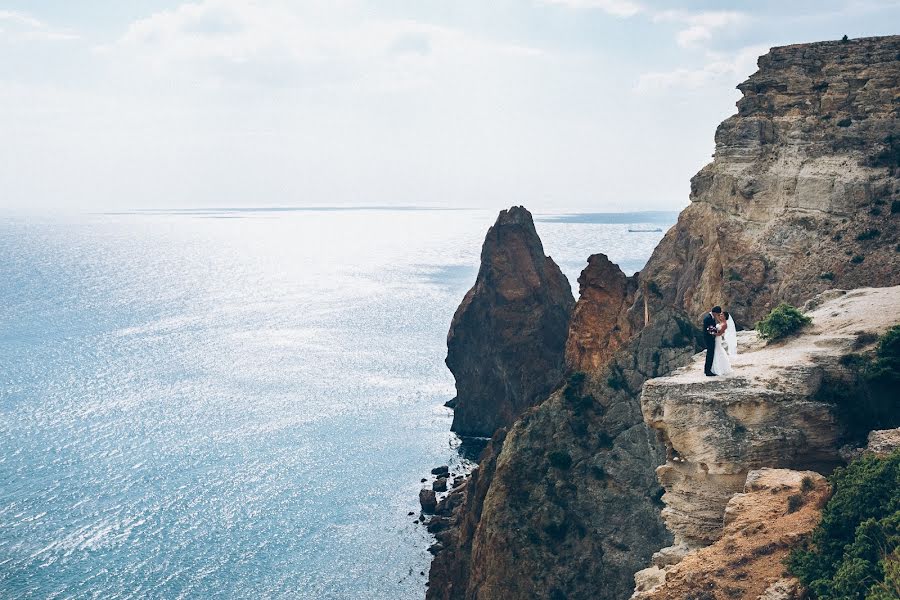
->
{"left": 787, "top": 450, "right": 900, "bottom": 600}
{"left": 756, "top": 302, "right": 812, "bottom": 341}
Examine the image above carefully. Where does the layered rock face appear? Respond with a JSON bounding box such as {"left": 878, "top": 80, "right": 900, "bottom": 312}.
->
{"left": 565, "top": 254, "right": 638, "bottom": 373}
{"left": 427, "top": 309, "right": 696, "bottom": 600}
{"left": 446, "top": 206, "right": 575, "bottom": 437}
{"left": 427, "top": 36, "right": 900, "bottom": 600}
{"left": 635, "top": 35, "right": 900, "bottom": 329}
{"left": 642, "top": 286, "right": 900, "bottom": 549}
{"left": 632, "top": 468, "right": 830, "bottom": 600}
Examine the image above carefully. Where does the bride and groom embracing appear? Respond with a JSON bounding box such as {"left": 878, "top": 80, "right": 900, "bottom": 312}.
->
{"left": 703, "top": 306, "right": 736, "bottom": 376}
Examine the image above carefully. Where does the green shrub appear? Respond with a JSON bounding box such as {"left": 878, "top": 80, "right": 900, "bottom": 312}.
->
{"left": 837, "top": 117, "right": 853, "bottom": 127}
{"left": 548, "top": 450, "right": 573, "bottom": 470}
{"left": 597, "top": 431, "right": 614, "bottom": 449}
{"left": 787, "top": 493, "right": 804, "bottom": 514}
{"left": 568, "top": 371, "right": 586, "bottom": 387}
{"left": 727, "top": 269, "right": 743, "bottom": 281}
{"left": 647, "top": 280, "right": 662, "bottom": 298}
{"left": 801, "top": 476, "right": 816, "bottom": 493}
{"left": 606, "top": 365, "right": 629, "bottom": 392}
{"left": 788, "top": 451, "right": 900, "bottom": 599}
{"left": 543, "top": 520, "right": 568, "bottom": 541}
{"left": 892, "top": 200, "right": 900, "bottom": 214}
{"left": 826, "top": 326, "right": 900, "bottom": 439}
{"left": 756, "top": 303, "right": 812, "bottom": 341}
{"left": 820, "top": 272, "right": 835, "bottom": 281}
{"left": 856, "top": 228, "right": 882, "bottom": 241}
{"left": 852, "top": 255, "right": 865, "bottom": 264}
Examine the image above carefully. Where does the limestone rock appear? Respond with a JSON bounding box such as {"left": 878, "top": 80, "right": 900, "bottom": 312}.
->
{"left": 427, "top": 35, "right": 900, "bottom": 600}
{"left": 866, "top": 428, "right": 900, "bottom": 456}
{"left": 632, "top": 468, "right": 827, "bottom": 600}
{"left": 634, "top": 35, "right": 900, "bottom": 330}
{"left": 427, "top": 310, "right": 697, "bottom": 600}
{"left": 758, "top": 578, "right": 805, "bottom": 600}
{"left": 565, "top": 253, "right": 638, "bottom": 373}
{"left": 446, "top": 206, "right": 574, "bottom": 437}
{"left": 642, "top": 286, "right": 900, "bottom": 547}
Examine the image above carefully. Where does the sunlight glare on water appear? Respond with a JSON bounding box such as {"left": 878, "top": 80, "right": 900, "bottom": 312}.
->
{"left": 0, "top": 207, "right": 670, "bottom": 599}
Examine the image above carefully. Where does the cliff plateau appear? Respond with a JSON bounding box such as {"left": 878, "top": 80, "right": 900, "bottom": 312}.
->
{"left": 642, "top": 287, "right": 900, "bottom": 549}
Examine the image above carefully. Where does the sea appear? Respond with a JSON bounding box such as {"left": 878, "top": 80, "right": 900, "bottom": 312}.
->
{"left": 0, "top": 207, "right": 674, "bottom": 599}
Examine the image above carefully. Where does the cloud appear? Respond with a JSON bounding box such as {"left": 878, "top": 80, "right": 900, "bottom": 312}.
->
{"left": 0, "top": 10, "right": 78, "bottom": 42}
{"left": 634, "top": 44, "right": 770, "bottom": 94}
{"left": 102, "top": 0, "right": 541, "bottom": 91}
{"left": 538, "top": 0, "right": 643, "bottom": 17}
{"left": 652, "top": 10, "right": 749, "bottom": 48}
{"left": 538, "top": 2, "right": 748, "bottom": 47}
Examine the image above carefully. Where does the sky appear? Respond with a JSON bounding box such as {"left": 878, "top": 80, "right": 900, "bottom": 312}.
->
{"left": 1, "top": 0, "right": 899, "bottom": 213}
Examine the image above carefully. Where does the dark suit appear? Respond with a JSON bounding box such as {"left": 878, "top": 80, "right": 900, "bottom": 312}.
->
{"left": 703, "top": 312, "right": 717, "bottom": 375}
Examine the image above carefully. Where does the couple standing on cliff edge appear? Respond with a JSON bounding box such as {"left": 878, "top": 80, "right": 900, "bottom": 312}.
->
{"left": 703, "top": 306, "right": 736, "bottom": 376}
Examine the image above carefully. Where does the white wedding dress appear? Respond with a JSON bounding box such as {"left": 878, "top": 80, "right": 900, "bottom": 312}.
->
{"left": 723, "top": 315, "right": 738, "bottom": 358}
{"left": 711, "top": 322, "right": 733, "bottom": 376}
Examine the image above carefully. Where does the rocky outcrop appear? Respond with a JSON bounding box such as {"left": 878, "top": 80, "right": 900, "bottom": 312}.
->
{"left": 446, "top": 206, "right": 575, "bottom": 437}
{"left": 642, "top": 286, "right": 900, "bottom": 549}
{"left": 634, "top": 35, "right": 900, "bottom": 329}
{"left": 632, "top": 468, "right": 830, "bottom": 600}
{"left": 427, "top": 35, "right": 900, "bottom": 600}
{"left": 565, "top": 254, "right": 638, "bottom": 373}
{"left": 427, "top": 310, "right": 696, "bottom": 600}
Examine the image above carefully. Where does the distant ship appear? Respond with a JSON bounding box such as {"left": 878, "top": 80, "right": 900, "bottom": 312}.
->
{"left": 627, "top": 226, "right": 663, "bottom": 232}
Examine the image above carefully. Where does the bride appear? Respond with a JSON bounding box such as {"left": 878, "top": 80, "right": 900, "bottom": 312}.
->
{"left": 722, "top": 311, "right": 737, "bottom": 358}
{"left": 711, "top": 311, "right": 733, "bottom": 376}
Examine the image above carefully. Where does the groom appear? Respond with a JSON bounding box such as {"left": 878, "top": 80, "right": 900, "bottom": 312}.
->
{"left": 703, "top": 306, "right": 722, "bottom": 376}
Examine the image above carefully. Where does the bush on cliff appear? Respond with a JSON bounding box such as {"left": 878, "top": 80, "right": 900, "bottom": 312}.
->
{"left": 830, "top": 326, "right": 900, "bottom": 438}
{"left": 756, "top": 303, "right": 812, "bottom": 341}
{"left": 788, "top": 450, "right": 900, "bottom": 600}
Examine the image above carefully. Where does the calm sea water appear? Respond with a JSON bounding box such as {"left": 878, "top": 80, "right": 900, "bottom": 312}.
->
{"left": 0, "top": 207, "right": 671, "bottom": 599}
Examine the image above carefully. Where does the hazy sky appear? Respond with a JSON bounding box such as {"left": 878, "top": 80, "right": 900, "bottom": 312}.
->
{"left": 2, "top": 1, "right": 899, "bottom": 212}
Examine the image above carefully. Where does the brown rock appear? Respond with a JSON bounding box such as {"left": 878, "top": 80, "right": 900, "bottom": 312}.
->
{"left": 428, "top": 35, "right": 900, "bottom": 600}
{"left": 446, "top": 206, "right": 575, "bottom": 437}
{"left": 565, "top": 253, "right": 638, "bottom": 373}
{"left": 642, "top": 286, "right": 900, "bottom": 547}
{"left": 635, "top": 35, "right": 900, "bottom": 329}
{"left": 433, "top": 476, "right": 448, "bottom": 492}
{"left": 632, "top": 469, "right": 827, "bottom": 600}
{"left": 419, "top": 489, "right": 437, "bottom": 514}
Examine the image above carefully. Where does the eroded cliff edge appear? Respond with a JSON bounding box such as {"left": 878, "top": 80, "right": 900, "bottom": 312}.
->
{"left": 633, "top": 286, "right": 900, "bottom": 599}
{"left": 427, "top": 35, "right": 900, "bottom": 600}
{"left": 638, "top": 35, "right": 900, "bottom": 328}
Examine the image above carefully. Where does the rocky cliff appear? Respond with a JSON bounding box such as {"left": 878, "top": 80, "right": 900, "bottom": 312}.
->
{"left": 639, "top": 286, "right": 899, "bottom": 574}
{"left": 632, "top": 468, "right": 831, "bottom": 600}
{"left": 633, "top": 35, "right": 900, "bottom": 329}
{"left": 565, "top": 254, "right": 638, "bottom": 373}
{"left": 427, "top": 35, "right": 900, "bottom": 600}
{"left": 446, "top": 206, "right": 575, "bottom": 437}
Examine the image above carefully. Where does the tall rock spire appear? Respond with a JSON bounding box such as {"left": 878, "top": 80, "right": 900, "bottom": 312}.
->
{"left": 445, "top": 206, "right": 575, "bottom": 437}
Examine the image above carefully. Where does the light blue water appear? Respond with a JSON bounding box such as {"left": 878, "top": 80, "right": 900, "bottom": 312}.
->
{"left": 0, "top": 208, "right": 671, "bottom": 599}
